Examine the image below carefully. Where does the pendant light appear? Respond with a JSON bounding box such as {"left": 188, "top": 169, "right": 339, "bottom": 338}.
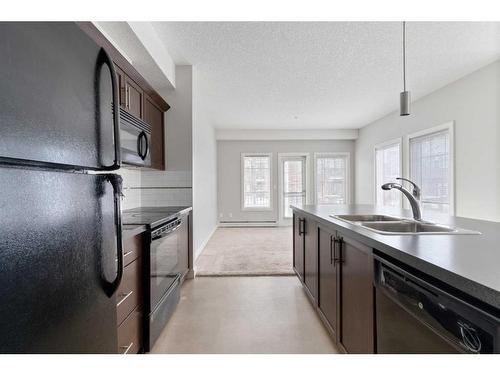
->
{"left": 400, "top": 21, "right": 411, "bottom": 116}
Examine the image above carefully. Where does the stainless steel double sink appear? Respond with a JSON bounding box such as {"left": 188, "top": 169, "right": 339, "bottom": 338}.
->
{"left": 330, "top": 214, "right": 480, "bottom": 235}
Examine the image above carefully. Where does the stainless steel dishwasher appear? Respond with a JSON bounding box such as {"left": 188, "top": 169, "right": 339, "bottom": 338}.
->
{"left": 374, "top": 255, "right": 500, "bottom": 353}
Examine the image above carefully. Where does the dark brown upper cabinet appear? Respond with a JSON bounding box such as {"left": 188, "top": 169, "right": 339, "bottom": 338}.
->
{"left": 338, "top": 233, "right": 375, "bottom": 354}
{"left": 144, "top": 95, "right": 165, "bottom": 171}
{"left": 318, "top": 224, "right": 339, "bottom": 341}
{"left": 116, "top": 66, "right": 165, "bottom": 170}
{"left": 293, "top": 213, "right": 305, "bottom": 281}
{"left": 115, "top": 66, "right": 127, "bottom": 109}
{"left": 76, "top": 23, "right": 169, "bottom": 172}
{"left": 124, "top": 76, "right": 143, "bottom": 120}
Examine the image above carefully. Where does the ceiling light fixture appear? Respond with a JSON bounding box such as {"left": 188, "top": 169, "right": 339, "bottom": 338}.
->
{"left": 400, "top": 21, "right": 410, "bottom": 116}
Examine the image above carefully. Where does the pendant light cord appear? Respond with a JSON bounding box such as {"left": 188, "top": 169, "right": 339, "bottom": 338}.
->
{"left": 403, "top": 21, "right": 406, "bottom": 92}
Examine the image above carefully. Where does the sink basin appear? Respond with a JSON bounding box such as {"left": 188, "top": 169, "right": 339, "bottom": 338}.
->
{"left": 330, "top": 213, "right": 480, "bottom": 235}
{"left": 360, "top": 221, "right": 480, "bottom": 235}
{"left": 332, "top": 214, "right": 402, "bottom": 222}
{"left": 362, "top": 221, "right": 455, "bottom": 233}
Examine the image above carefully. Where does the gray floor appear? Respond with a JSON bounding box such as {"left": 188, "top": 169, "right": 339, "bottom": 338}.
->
{"left": 151, "top": 276, "right": 338, "bottom": 354}
{"left": 195, "top": 227, "right": 294, "bottom": 276}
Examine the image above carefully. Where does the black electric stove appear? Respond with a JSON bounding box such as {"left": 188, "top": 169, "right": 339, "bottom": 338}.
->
{"left": 122, "top": 205, "right": 192, "bottom": 352}
{"left": 122, "top": 206, "right": 191, "bottom": 229}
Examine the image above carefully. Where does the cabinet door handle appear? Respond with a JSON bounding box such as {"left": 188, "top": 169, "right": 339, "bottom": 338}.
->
{"left": 298, "top": 218, "right": 305, "bottom": 236}
{"left": 117, "top": 290, "right": 133, "bottom": 306}
{"left": 120, "top": 342, "right": 133, "bottom": 354}
{"left": 334, "top": 236, "right": 344, "bottom": 265}
{"left": 330, "top": 235, "right": 335, "bottom": 265}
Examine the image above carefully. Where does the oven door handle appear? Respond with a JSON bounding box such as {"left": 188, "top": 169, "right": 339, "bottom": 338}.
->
{"left": 152, "top": 221, "right": 182, "bottom": 240}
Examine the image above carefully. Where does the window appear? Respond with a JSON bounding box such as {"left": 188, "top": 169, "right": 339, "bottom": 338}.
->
{"left": 408, "top": 124, "right": 454, "bottom": 214}
{"left": 314, "top": 153, "right": 350, "bottom": 204}
{"left": 375, "top": 140, "right": 402, "bottom": 207}
{"left": 242, "top": 154, "right": 272, "bottom": 210}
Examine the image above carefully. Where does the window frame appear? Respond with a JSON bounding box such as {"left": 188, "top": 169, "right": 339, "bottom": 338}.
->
{"left": 240, "top": 152, "right": 273, "bottom": 212}
{"left": 373, "top": 137, "right": 403, "bottom": 208}
{"left": 404, "top": 121, "right": 455, "bottom": 215}
{"left": 313, "top": 152, "right": 351, "bottom": 205}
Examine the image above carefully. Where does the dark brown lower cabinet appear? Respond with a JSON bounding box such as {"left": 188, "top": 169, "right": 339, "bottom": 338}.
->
{"left": 117, "top": 306, "right": 142, "bottom": 354}
{"left": 318, "top": 225, "right": 339, "bottom": 340}
{"left": 304, "top": 219, "right": 318, "bottom": 301}
{"left": 338, "top": 234, "right": 375, "bottom": 354}
{"left": 292, "top": 209, "right": 376, "bottom": 354}
{"left": 293, "top": 214, "right": 305, "bottom": 281}
{"left": 117, "top": 233, "right": 144, "bottom": 354}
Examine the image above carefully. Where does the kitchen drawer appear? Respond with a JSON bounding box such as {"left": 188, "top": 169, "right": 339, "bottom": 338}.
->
{"left": 117, "top": 306, "right": 142, "bottom": 354}
{"left": 116, "top": 258, "right": 142, "bottom": 325}
{"left": 122, "top": 234, "right": 143, "bottom": 267}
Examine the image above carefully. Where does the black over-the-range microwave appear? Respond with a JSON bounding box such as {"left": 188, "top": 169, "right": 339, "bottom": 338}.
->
{"left": 119, "top": 107, "right": 152, "bottom": 167}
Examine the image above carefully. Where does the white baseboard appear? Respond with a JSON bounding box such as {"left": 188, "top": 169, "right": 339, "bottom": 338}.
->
{"left": 194, "top": 225, "right": 218, "bottom": 262}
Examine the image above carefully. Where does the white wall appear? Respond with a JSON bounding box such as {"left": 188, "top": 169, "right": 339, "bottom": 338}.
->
{"left": 192, "top": 67, "right": 218, "bottom": 259}
{"left": 163, "top": 66, "right": 193, "bottom": 171}
{"left": 217, "top": 139, "right": 356, "bottom": 224}
{"left": 355, "top": 59, "right": 500, "bottom": 222}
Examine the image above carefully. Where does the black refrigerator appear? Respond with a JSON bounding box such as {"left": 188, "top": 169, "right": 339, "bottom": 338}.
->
{"left": 0, "top": 23, "right": 124, "bottom": 353}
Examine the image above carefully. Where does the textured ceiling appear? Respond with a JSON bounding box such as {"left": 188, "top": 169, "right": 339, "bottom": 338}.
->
{"left": 153, "top": 22, "right": 500, "bottom": 129}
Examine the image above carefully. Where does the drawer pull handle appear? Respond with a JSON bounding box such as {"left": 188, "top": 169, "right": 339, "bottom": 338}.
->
{"left": 120, "top": 342, "right": 133, "bottom": 354}
{"left": 115, "top": 251, "right": 134, "bottom": 262}
{"left": 117, "top": 290, "right": 134, "bottom": 306}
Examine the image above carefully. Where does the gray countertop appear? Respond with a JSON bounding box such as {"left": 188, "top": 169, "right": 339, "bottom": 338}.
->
{"left": 292, "top": 204, "right": 500, "bottom": 311}
{"left": 122, "top": 224, "right": 147, "bottom": 239}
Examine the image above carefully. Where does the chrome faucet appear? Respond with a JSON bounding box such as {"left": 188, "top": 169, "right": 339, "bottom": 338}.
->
{"left": 396, "top": 177, "right": 421, "bottom": 200}
{"left": 381, "top": 178, "right": 422, "bottom": 221}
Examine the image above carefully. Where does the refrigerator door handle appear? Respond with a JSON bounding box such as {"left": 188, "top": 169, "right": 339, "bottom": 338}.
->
{"left": 98, "top": 48, "right": 121, "bottom": 171}
{"left": 103, "top": 174, "right": 124, "bottom": 297}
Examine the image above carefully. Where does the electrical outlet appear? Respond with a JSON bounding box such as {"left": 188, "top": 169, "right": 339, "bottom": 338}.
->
{"left": 229, "top": 213, "right": 233, "bottom": 218}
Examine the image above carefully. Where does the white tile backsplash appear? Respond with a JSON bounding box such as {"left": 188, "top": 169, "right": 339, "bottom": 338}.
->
{"left": 119, "top": 168, "right": 142, "bottom": 188}
{"left": 119, "top": 168, "right": 143, "bottom": 210}
{"left": 119, "top": 167, "right": 192, "bottom": 210}
{"left": 141, "top": 170, "right": 192, "bottom": 188}
{"left": 141, "top": 188, "right": 193, "bottom": 207}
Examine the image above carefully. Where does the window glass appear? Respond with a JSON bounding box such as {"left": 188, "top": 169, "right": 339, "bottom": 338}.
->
{"left": 243, "top": 155, "right": 271, "bottom": 209}
{"left": 316, "top": 155, "right": 348, "bottom": 204}
{"left": 375, "top": 142, "right": 401, "bottom": 207}
{"left": 410, "top": 130, "right": 450, "bottom": 213}
{"left": 283, "top": 159, "right": 305, "bottom": 217}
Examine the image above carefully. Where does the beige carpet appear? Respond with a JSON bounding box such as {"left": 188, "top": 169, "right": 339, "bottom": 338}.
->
{"left": 195, "top": 227, "right": 294, "bottom": 276}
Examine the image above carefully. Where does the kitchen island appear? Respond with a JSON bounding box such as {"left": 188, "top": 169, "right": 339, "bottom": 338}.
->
{"left": 291, "top": 204, "right": 500, "bottom": 354}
